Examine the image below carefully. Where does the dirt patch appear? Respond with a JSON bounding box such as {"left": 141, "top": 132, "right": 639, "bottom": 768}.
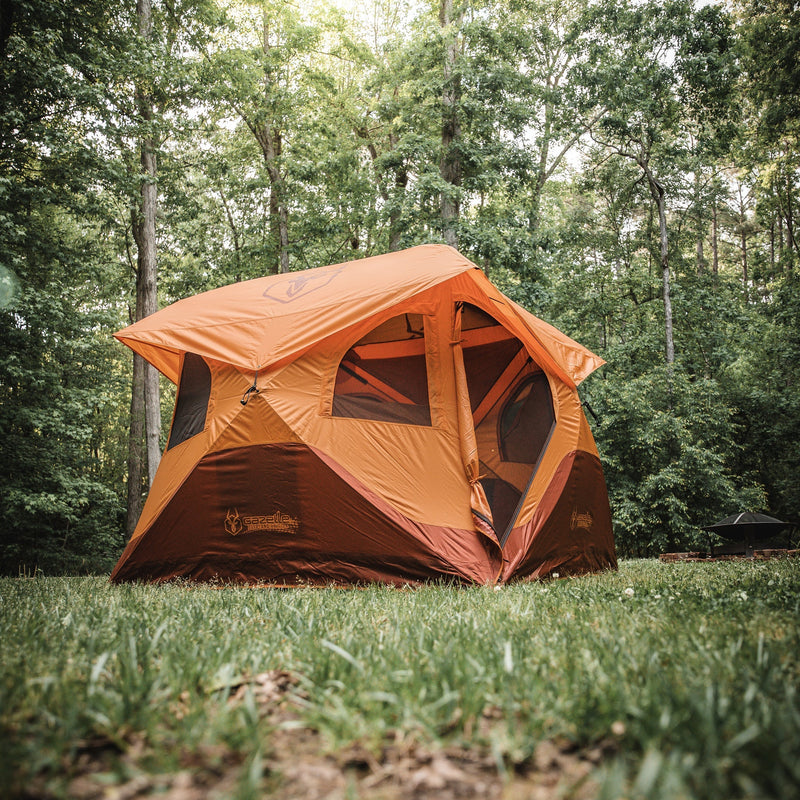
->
{"left": 261, "top": 732, "right": 609, "bottom": 800}
{"left": 659, "top": 549, "right": 799, "bottom": 562}
{"left": 55, "top": 732, "right": 610, "bottom": 800}
{"left": 23, "top": 670, "right": 615, "bottom": 799}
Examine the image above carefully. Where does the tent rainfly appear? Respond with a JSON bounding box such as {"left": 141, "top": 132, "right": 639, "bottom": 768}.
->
{"left": 110, "top": 245, "right": 616, "bottom": 586}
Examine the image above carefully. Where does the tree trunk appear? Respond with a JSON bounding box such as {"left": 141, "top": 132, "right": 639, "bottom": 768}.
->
{"left": 695, "top": 171, "right": 705, "bottom": 275}
{"left": 741, "top": 224, "right": 748, "bottom": 287}
{"left": 357, "top": 125, "right": 407, "bottom": 251}
{"left": 711, "top": 203, "right": 719, "bottom": 275}
{"left": 786, "top": 167, "right": 796, "bottom": 269}
{"left": 770, "top": 219, "right": 775, "bottom": 273}
{"left": 126, "top": 351, "right": 145, "bottom": 537}
{"left": 389, "top": 175, "right": 408, "bottom": 250}
{"left": 254, "top": 15, "right": 289, "bottom": 275}
{"left": 124, "top": 0, "right": 162, "bottom": 539}
{"left": 697, "top": 235, "right": 705, "bottom": 275}
{"left": 647, "top": 174, "right": 674, "bottom": 366}
{"left": 258, "top": 128, "right": 289, "bottom": 274}
{"left": 439, "top": 0, "right": 461, "bottom": 248}
{"left": 134, "top": 0, "right": 161, "bottom": 490}
{"left": 218, "top": 186, "right": 242, "bottom": 280}
{"left": 532, "top": 107, "right": 606, "bottom": 234}
{"left": 137, "top": 149, "right": 161, "bottom": 487}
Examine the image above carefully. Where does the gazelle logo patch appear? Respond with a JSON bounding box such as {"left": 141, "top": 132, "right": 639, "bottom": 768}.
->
{"left": 224, "top": 508, "right": 243, "bottom": 536}
{"left": 261, "top": 264, "right": 345, "bottom": 304}
{"left": 225, "top": 508, "right": 299, "bottom": 536}
{"left": 570, "top": 509, "right": 594, "bottom": 533}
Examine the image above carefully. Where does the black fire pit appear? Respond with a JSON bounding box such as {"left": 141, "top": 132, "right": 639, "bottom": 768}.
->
{"left": 702, "top": 512, "right": 794, "bottom": 556}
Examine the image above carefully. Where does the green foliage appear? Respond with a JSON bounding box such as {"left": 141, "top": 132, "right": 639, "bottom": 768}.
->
{"left": 1, "top": 0, "right": 799, "bottom": 570}
{"left": 737, "top": 0, "right": 800, "bottom": 141}
{"left": 0, "top": 0, "right": 130, "bottom": 574}
{"left": 1, "top": 562, "right": 799, "bottom": 797}
{"left": 0, "top": 242, "right": 127, "bottom": 573}
{"left": 590, "top": 368, "right": 765, "bottom": 556}
{"left": 719, "top": 276, "right": 800, "bottom": 522}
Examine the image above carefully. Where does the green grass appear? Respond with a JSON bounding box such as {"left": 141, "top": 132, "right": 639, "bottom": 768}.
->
{"left": 1, "top": 559, "right": 799, "bottom": 798}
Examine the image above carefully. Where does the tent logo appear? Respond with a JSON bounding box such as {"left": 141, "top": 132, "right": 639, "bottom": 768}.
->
{"left": 225, "top": 508, "right": 243, "bottom": 536}
{"left": 225, "top": 508, "right": 299, "bottom": 536}
{"left": 242, "top": 512, "right": 299, "bottom": 535}
{"left": 570, "top": 509, "right": 594, "bottom": 533}
{"left": 262, "top": 264, "right": 345, "bottom": 304}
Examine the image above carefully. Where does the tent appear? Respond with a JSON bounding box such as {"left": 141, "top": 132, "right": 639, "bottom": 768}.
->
{"left": 110, "top": 244, "right": 616, "bottom": 586}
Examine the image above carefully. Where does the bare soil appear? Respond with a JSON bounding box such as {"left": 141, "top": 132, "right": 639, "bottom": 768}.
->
{"left": 24, "top": 669, "right": 615, "bottom": 800}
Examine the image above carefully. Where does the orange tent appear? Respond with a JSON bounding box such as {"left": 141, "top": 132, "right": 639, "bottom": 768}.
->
{"left": 110, "top": 245, "right": 616, "bottom": 585}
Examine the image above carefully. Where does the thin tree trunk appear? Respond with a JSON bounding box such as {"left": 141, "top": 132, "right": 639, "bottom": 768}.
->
{"left": 264, "top": 148, "right": 289, "bottom": 274}
{"left": 770, "top": 219, "right": 775, "bottom": 273}
{"left": 387, "top": 125, "right": 407, "bottom": 251}
{"left": 695, "top": 171, "right": 705, "bottom": 275}
{"left": 646, "top": 172, "right": 674, "bottom": 366}
{"left": 126, "top": 351, "right": 145, "bottom": 537}
{"left": 242, "top": 120, "right": 289, "bottom": 274}
{"left": 256, "top": 15, "right": 289, "bottom": 274}
{"left": 218, "top": 186, "right": 242, "bottom": 280}
{"left": 357, "top": 125, "right": 406, "bottom": 251}
{"left": 137, "top": 151, "right": 161, "bottom": 486}
{"left": 125, "top": 0, "right": 161, "bottom": 536}
{"left": 264, "top": 131, "right": 289, "bottom": 274}
{"left": 390, "top": 164, "right": 408, "bottom": 251}
{"left": 439, "top": 0, "right": 461, "bottom": 249}
{"left": 711, "top": 203, "right": 719, "bottom": 275}
{"left": 135, "top": 0, "right": 161, "bottom": 489}
{"left": 529, "top": 110, "right": 552, "bottom": 235}
{"left": 741, "top": 225, "right": 748, "bottom": 287}
{"left": 786, "top": 168, "right": 796, "bottom": 269}
{"left": 532, "top": 104, "right": 606, "bottom": 234}
{"left": 697, "top": 235, "right": 705, "bottom": 275}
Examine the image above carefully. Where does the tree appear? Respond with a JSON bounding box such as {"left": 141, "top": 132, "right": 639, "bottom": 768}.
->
{"left": 720, "top": 278, "right": 800, "bottom": 523}
{"left": 126, "top": 0, "right": 162, "bottom": 537}
{"left": 735, "top": 0, "right": 799, "bottom": 272}
{"left": 0, "top": 0, "right": 129, "bottom": 573}
{"left": 205, "top": 0, "right": 331, "bottom": 274}
{"left": 585, "top": 0, "right": 739, "bottom": 369}
{"left": 438, "top": 0, "right": 463, "bottom": 247}
{"left": 586, "top": 0, "right": 690, "bottom": 368}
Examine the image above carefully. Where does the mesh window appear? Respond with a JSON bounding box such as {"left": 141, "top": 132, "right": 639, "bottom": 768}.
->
{"left": 460, "top": 304, "right": 523, "bottom": 412}
{"left": 167, "top": 353, "right": 211, "bottom": 450}
{"left": 332, "top": 314, "right": 431, "bottom": 426}
{"left": 499, "top": 372, "right": 554, "bottom": 464}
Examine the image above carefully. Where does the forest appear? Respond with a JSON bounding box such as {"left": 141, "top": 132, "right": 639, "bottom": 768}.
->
{"left": 1, "top": 0, "right": 798, "bottom": 575}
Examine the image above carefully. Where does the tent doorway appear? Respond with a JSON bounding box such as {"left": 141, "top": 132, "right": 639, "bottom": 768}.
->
{"left": 457, "top": 303, "right": 555, "bottom": 543}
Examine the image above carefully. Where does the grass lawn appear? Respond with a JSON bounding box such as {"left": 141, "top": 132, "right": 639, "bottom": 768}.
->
{"left": 1, "top": 558, "right": 798, "bottom": 799}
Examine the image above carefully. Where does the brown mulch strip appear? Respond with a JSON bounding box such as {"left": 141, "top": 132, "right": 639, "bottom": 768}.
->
{"left": 659, "top": 549, "right": 799, "bottom": 562}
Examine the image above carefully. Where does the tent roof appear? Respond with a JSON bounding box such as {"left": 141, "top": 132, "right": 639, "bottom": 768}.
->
{"left": 115, "top": 244, "right": 604, "bottom": 386}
